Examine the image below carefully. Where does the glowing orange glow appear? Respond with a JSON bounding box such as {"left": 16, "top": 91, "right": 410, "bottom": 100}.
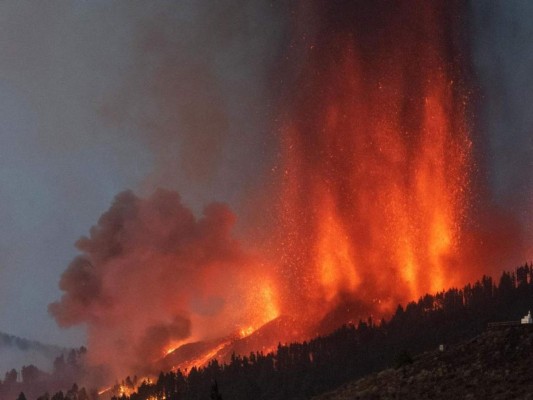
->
{"left": 239, "top": 326, "right": 255, "bottom": 338}
{"left": 259, "top": 283, "right": 279, "bottom": 323}
{"left": 164, "top": 341, "right": 185, "bottom": 356}
{"left": 240, "top": 279, "right": 280, "bottom": 331}
{"left": 316, "top": 194, "right": 360, "bottom": 302}
{"left": 98, "top": 377, "right": 152, "bottom": 398}
{"left": 275, "top": 4, "right": 472, "bottom": 325}
{"left": 125, "top": 4, "right": 478, "bottom": 373}
{"left": 98, "top": 387, "right": 112, "bottom": 396}
{"left": 74, "top": 4, "right": 487, "bottom": 380}
{"left": 174, "top": 340, "right": 231, "bottom": 372}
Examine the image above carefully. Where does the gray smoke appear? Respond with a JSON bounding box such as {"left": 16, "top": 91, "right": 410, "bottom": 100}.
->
{"left": 99, "top": 1, "right": 287, "bottom": 208}
{"left": 49, "top": 189, "right": 277, "bottom": 377}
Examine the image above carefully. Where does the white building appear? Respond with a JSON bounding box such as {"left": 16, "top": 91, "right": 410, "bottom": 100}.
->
{"left": 521, "top": 311, "right": 532, "bottom": 324}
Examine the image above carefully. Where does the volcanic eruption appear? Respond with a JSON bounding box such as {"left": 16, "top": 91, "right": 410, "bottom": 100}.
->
{"left": 49, "top": 0, "right": 531, "bottom": 384}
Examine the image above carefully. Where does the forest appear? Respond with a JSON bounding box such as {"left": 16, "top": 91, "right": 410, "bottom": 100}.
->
{"left": 4, "top": 262, "right": 533, "bottom": 400}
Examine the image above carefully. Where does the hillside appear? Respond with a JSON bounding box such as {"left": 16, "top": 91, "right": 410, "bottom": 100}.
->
{"left": 314, "top": 326, "right": 533, "bottom": 400}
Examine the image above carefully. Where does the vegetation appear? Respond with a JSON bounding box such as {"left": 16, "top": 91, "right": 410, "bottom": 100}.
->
{"left": 0, "top": 348, "right": 94, "bottom": 400}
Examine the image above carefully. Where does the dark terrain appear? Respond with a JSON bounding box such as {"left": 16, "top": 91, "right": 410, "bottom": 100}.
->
{"left": 315, "top": 326, "right": 533, "bottom": 400}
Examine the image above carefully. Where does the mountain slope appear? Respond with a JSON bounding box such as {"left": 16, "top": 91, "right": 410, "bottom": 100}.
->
{"left": 314, "top": 326, "right": 533, "bottom": 400}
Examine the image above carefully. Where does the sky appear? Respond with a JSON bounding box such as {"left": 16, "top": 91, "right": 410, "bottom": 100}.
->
{"left": 0, "top": 1, "right": 531, "bottom": 350}
{"left": 0, "top": 1, "right": 286, "bottom": 347}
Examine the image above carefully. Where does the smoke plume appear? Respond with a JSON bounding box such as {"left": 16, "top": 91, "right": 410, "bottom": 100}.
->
{"left": 100, "top": 1, "right": 287, "bottom": 209}
{"left": 49, "top": 190, "right": 278, "bottom": 376}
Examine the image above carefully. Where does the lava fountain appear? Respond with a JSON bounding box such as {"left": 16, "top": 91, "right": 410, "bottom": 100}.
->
{"left": 275, "top": 1, "right": 473, "bottom": 322}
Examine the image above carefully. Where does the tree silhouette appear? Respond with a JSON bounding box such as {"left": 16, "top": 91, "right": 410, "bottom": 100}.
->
{"left": 210, "top": 380, "right": 223, "bottom": 400}
{"left": 5, "top": 369, "right": 17, "bottom": 385}
{"left": 21, "top": 365, "right": 40, "bottom": 385}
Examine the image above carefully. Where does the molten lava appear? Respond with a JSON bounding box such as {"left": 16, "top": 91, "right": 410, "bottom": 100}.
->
{"left": 275, "top": 2, "right": 473, "bottom": 323}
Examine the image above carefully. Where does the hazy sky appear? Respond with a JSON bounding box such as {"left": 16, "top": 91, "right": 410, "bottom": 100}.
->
{"left": 0, "top": 1, "right": 285, "bottom": 347}
{"left": 0, "top": 2, "right": 149, "bottom": 346}
{"left": 0, "top": 1, "right": 531, "bottom": 349}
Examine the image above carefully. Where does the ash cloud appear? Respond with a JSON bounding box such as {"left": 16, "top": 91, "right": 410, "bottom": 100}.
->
{"left": 49, "top": 189, "right": 269, "bottom": 376}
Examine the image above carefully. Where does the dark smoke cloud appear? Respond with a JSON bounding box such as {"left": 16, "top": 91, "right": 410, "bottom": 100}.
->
{"left": 49, "top": 189, "right": 275, "bottom": 376}
{"left": 0, "top": 1, "right": 152, "bottom": 348}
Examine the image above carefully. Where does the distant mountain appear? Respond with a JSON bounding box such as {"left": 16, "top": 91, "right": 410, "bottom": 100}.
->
{"left": 0, "top": 331, "right": 66, "bottom": 373}
{"left": 314, "top": 326, "right": 533, "bottom": 400}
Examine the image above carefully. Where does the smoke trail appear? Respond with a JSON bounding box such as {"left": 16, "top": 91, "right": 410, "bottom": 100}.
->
{"left": 50, "top": 0, "right": 288, "bottom": 377}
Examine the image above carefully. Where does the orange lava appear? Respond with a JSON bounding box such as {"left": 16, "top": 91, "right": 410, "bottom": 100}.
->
{"left": 276, "top": 3, "right": 472, "bottom": 322}
{"left": 174, "top": 340, "right": 231, "bottom": 372}
{"left": 163, "top": 341, "right": 185, "bottom": 357}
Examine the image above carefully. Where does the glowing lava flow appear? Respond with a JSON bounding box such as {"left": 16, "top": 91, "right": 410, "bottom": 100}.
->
{"left": 276, "top": 2, "right": 472, "bottom": 322}
{"left": 164, "top": 341, "right": 185, "bottom": 357}
{"left": 173, "top": 340, "right": 232, "bottom": 372}
{"left": 239, "top": 326, "right": 255, "bottom": 338}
